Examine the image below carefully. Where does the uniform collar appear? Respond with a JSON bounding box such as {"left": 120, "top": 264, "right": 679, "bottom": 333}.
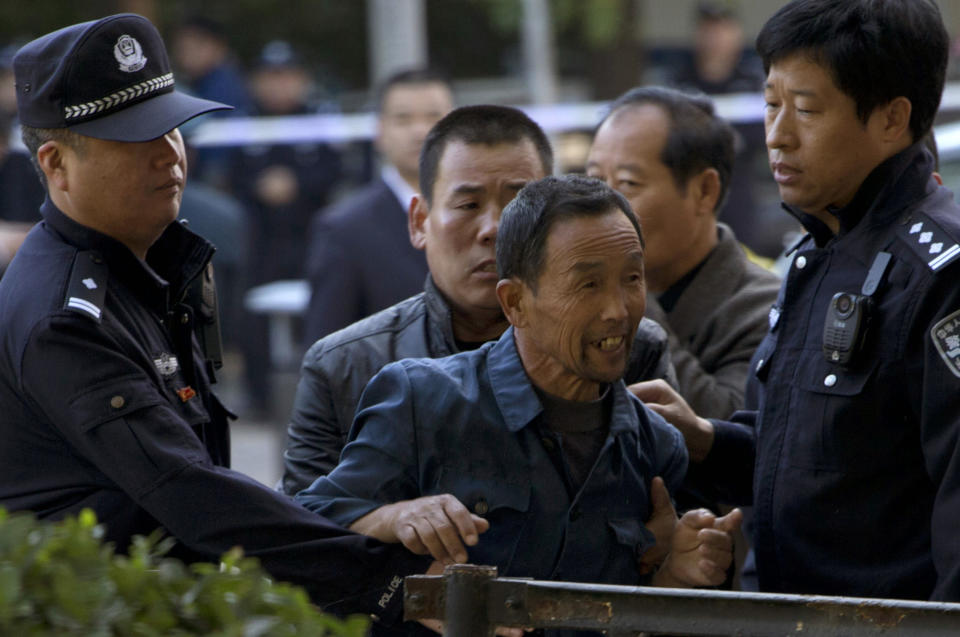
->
{"left": 487, "top": 326, "right": 638, "bottom": 436}
{"left": 41, "top": 197, "right": 215, "bottom": 309}
{"left": 783, "top": 142, "right": 937, "bottom": 248}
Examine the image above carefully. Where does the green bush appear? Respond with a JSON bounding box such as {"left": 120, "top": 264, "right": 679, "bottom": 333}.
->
{"left": 0, "top": 508, "right": 370, "bottom": 636}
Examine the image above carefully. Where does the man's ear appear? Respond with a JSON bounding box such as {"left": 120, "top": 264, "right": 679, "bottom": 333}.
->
{"left": 36, "top": 140, "right": 69, "bottom": 192}
{"left": 496, "top": 277, "right": 528, "bottom": 328}
{"left": 408, "top": 194, "right": 428, "bottom": 250}
{"left": 879, "top": 96, "right": 912, "bottom": 146}
{"left": 689, "top": 167, "right": 721, "bottom": 217}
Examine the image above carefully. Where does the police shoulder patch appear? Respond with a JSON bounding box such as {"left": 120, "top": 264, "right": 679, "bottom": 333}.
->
{"left": 63, "top": 251, "right": 108, "bottom": 322}
{"left": 931, "top": 309, "right": 960, "bottom": 379}
{"left": 899, "top": 211, "right": 960, "bottom": 272}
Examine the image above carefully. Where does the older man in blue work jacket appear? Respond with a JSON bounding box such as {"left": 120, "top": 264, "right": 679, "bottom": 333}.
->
{"left": 297, "top": 175, "right": 742, "bottom": 636}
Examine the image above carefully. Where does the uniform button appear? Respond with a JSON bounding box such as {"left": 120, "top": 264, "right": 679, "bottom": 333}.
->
{"left": 823, "top": 374, "right": 837, "bottom": 387}
{"left": 474, "top": 499, "right": 489, "bottom": 515}
{"left": 756, "top": 358, "right": 765, "bottom": 372}
{"left": 795, "top": 255, "right": 807, "bottom": 269}
{"left": 541, "top": 437, "right": 555, "bottom": 451}
{"left": 569, "top": 507, "right": 582, "bottom": 521}
{"left": 110, "top": 395, "right": 125, "bottom": 409}
{"left": 90, "top": 254, "right": 103, "bottom": 264}
{"left": 180, "top": 313, "right": 190, "bottom": 325}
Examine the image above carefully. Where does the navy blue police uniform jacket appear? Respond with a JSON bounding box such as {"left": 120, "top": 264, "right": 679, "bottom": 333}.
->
{"left": 698, "top": 143, "right": 960, "bottom": 601}
{"left": 0, "top": 198, "right": 429, "bottom": 619}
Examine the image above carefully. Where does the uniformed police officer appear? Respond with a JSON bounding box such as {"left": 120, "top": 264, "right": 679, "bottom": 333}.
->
{"left": 632, "top": 0, "right": 960, "bottom": 601}
{"left": 0, "top": 14, "right": 431, "bottom": 622}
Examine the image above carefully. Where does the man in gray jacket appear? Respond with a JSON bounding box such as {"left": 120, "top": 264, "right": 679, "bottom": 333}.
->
{"left": 587, "top": 86, "right": 780, "bottom": 420}
{"left": 282, "top": 105, "right": 676, "bottom": 494}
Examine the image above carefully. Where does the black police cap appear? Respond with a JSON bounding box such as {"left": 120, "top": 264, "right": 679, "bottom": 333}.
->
{"left": 13, "top": 13, "right": 231, "bottom": 142}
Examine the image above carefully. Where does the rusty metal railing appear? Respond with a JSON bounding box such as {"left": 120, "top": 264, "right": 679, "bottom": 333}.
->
{"left": 404, "top": 564, "right": 960, "bottom": 636}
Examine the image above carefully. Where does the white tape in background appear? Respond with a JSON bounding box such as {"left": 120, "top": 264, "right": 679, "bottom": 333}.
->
{"left": 186, "top": 92, "right": 770, "bottom": 148}
{"left": 8, "top": 83, "right": 960, "bottom": 153}
{"left": 185, "top": 84, "right": 960, "bottom": 156}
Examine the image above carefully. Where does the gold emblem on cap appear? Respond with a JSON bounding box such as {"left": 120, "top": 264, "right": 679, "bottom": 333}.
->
{"left": 114, "top": 34, "right": 147, "bottom": 73}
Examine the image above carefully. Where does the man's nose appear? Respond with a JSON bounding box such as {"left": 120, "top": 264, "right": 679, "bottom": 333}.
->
{"left": 599, "top": 286, "right": 630, "bottom": 322}
{"left": 477, "top": 204, "right": 500, "bottom": 245}
{"left": 766, "top": 109, "right": 795, "bottom": 151}
{"left": 154, "top": 130, "right": 184, "bottom": 166}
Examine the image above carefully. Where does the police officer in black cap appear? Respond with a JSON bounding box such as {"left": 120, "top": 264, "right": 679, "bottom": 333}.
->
{"left": 0, "top": 14, "right": 432, "bottom": 621}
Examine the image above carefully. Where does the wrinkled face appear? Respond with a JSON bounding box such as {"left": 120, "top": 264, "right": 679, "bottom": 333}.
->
{"left": 587, "top": 105, "right": 701, "bottom": 275}
{"left": 61, "top": 129, "right": 186, "bottom": 257}
{"left": 377, "top": 82, "right": 453, "bottom": 180}
{"left": 413, "top": 139, "right": 546, "bottom": 319}
{"left": 519, "top": 211, "right": 646, "bottom": 394}
{"left": 764, "top": 54, "right": 888, "bottom": 218}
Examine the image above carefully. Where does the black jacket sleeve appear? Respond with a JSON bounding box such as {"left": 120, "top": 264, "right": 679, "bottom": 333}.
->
{"left": 19, "top": 313, "right": 430, "bottom": 620}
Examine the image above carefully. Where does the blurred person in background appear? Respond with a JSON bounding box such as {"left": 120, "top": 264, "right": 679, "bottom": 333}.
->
{"left": 172, "top": 15, "right": 253, "bottom": 116}
{"left": 667, "top": 1, "right": 764, "bottom": 96}
{"left": 0, "top": 110, "right": 44, "bottom": 278}
{"left": 231, "top": 40, "right": 342, "bottom": 283}
{"left": 227, "top": 40, "right": 343, "bottom": 417}
{"left": 171, "top": 15, "right": 253, "bottom": 186}
{"left": 665, "top": 1, "right": 794, "bottom": 261}
{"left": 0, "top": 43, "right": 20, "bottom": 123}
{"left": 303, "top": 68, "right": 453, "bottom": 343}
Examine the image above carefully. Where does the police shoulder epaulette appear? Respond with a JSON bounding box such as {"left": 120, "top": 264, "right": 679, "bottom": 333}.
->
{"left": 62, "top": 251, "right": 108, "bottom": 322}
{"left": 898, "top": 211, "right": 960, "bottom": 272}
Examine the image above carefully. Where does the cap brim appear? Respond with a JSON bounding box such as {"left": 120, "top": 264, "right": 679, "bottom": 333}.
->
{"left": 68, "top": 90, "right": 232, "bottom": 142}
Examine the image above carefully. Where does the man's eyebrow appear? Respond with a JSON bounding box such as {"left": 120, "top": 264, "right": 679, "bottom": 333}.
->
{"left": 450, "top": 184, "right": 484, "bottom": 195}
{"left": 569, "top": 260, "right": 603, "bottom": 273}
{"left": 627, "top": 249, "right": 644, "bottom": 264}
{"left": 764, "top": 82, "right": 818, "bottom": 98}
{"left": 610, "top": 163, "right": 645, "bottom": 175}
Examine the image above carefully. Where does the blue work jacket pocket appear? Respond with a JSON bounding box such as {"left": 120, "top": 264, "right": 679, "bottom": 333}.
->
{"left": 608, "top": 517, "right": 655, "bottom": 562}
{"left": 785, "top": 354, "right": 880, "bottom": 472}
{"left": 599, "top": 517, "right": 653, "bottom": 584}
{"left": 435, "top": 471, "right": 531, "bottom": 573}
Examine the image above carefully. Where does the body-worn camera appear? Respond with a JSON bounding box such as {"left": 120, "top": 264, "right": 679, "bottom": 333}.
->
{"left": 823, "top": 292, "right": 873, "bottom": 366}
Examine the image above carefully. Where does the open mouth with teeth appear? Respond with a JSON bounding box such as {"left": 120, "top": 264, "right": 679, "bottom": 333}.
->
{"left": 595, "top": 336, "right": 624, "bottom": 351}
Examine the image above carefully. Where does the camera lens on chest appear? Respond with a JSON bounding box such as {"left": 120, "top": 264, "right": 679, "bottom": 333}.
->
{"left": 834, "top": 293, "right": 854, "bottom": 317}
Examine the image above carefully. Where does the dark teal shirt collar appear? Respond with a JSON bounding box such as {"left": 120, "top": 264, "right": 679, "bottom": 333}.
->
{"left": 487, "top": 326, "right": 640, "bottom": 437}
